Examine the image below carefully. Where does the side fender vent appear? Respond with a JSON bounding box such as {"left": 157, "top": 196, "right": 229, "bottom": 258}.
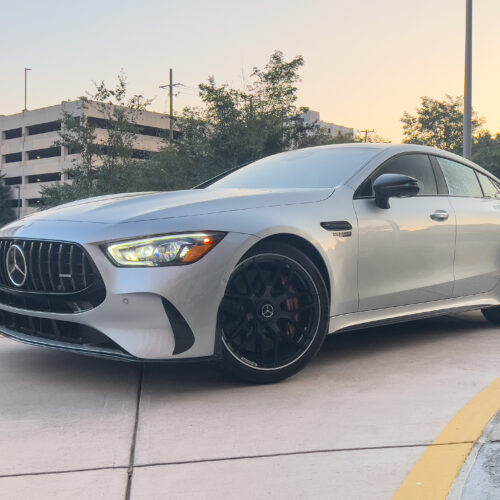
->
{"left": 320, "top": 221, "right": 352, "bottom": 231}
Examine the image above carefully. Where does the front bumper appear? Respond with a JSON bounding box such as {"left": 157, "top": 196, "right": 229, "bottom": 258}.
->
{"left": 0, "top": 229, "right": 259, "bottom": 360}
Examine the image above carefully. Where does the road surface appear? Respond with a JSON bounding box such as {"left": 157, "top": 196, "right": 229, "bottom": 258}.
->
{"left": 1, "top": 311, "right": 499, "bottom": 499}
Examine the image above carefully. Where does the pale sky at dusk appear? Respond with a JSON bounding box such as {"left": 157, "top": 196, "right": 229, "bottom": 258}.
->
{"left": 1, "top": 0, "right": 499, "bottom": 141}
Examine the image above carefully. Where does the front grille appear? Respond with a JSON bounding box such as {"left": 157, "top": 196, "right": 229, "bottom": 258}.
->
{"left": 0, "top": 239, "right": 106, "bottom": 313}
{"left": 0, "top": 308, "right": 129, "bottom": 357}
{"left": 0, "top": 238, "right": 97, "bottom": 293}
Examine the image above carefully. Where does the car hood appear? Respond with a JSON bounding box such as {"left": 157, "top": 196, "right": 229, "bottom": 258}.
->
{"left": 20, "top": 188, "right": 334, "bottom": 224}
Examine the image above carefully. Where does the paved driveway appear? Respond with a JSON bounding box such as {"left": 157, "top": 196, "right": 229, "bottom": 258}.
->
{"left": 1, "top": 312, "right": 499, "bottom": 499}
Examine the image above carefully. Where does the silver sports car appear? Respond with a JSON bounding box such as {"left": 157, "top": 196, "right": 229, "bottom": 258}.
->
{"left": 1, "top": 144, "right": 500, "bottom": 382}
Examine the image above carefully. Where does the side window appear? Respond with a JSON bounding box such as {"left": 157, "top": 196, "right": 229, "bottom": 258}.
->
{"left": 477, "top": 172, "right": 500, "bottom": 198}
{"left": 357, "top": 154, "right": 437, "bottom": 197}
{"left": 436, "top": 157, "right": 483, "bottom": 197}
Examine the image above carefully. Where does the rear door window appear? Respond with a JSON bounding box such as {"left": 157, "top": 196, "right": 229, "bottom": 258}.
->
{"left": 477, "top": 172, "right": 500, "bottom": 198}
{"left": 435, "top": 157, "right": 483, "bottom": 197}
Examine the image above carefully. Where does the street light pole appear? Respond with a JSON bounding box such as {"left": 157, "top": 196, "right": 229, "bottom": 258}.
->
{"left": 463, "top": 0, "right": 473, "bottom": 159}
{"left": 24, "top": 68, "right": 31, "bottom": 112}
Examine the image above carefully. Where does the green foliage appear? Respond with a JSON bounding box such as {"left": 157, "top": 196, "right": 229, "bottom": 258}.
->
{"left": 145, "top": 51, "right": 349, "bottom": 190}
{"left": 401, "top": 95, "right": 500, "bottom": 176}
{"left": 42, "top": 53, "right": 356, "bottom": 205}
{"left": 41, "top": 72, "right": 152, "bottom": 207}
{"left": 0, "top": 174, "right": 15, "bottom": 227}
{"left": 401, "top": 95, "right": 483, "bottom": 154}
{"left": 472, "top": 131, "right": 500, "bottom": 177}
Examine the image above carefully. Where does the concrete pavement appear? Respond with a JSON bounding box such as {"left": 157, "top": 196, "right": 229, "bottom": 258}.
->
{"left": 0, "top": 311, "right": 499, "bottom": 499}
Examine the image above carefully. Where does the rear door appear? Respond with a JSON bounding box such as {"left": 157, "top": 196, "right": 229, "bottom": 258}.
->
{"left": 434, "top": 156, "right": 500, "bottom": 296}
{"left": 354, "top": 153, "right": 456, "bottom": 311}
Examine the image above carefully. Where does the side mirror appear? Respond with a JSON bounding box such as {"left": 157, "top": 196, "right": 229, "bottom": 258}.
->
{"left": 373, "top": 173, "right": 420, "bottom": 209}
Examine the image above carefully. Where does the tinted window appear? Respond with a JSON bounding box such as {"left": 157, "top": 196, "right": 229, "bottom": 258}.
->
{"left": 357, "top": 154, "right": 437, "bottom": 196}
{"left": 208, "top": 147, "right": 378, "bottom": 189}
{"left": 477, "top": 172, "right": 499, "bottom": 198}
{"left": 436, "top": 157, "right": 482, "bottom": 197}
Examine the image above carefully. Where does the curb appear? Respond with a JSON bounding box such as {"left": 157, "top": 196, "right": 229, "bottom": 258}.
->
{"left": 392, "top": 378, "right": 500, "bottom": 500}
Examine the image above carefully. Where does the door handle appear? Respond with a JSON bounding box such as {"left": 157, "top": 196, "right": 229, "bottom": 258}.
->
{"left": 430, "top": 210, "right": 449, "bottom": 221}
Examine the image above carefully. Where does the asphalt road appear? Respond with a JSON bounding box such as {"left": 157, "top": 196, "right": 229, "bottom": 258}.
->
{"left": 1, "top": 311, "right": 499, "bottom": 500}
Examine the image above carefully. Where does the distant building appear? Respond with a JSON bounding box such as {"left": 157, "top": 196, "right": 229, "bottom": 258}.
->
{"left": 0, "top": 100, "right": 174, "bottom": 217}
{"left": 302, "top": 110, "right": 354, "bottom": 139}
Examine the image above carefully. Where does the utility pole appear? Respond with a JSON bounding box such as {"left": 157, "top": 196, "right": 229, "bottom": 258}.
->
{"left": 359, "top": 129, "right": 375, "bottom": 143}
{"left": 24, "top": 68, "right": 31, "bottom": 111}
{"left": 159, "top": 69, "right": 181, "bottom": 142}
{"left": 169, "top": 68, "right": 174, "bottom": 141}
{"left": 463, "top": 0, "right": 473, "bottom": 159}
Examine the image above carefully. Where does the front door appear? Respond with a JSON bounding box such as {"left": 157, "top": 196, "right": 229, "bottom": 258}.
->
{"left": 353, "top": 154, "right": 456, "bottom": 311}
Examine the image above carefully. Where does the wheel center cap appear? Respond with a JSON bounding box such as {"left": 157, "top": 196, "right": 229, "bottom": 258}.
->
{"left": 259, "top": 303, "right": 275, "bottom": 320}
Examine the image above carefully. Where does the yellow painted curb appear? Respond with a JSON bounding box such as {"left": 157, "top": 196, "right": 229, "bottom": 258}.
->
{"left": 392, "top": 378, "right": 500, "bottom": 500}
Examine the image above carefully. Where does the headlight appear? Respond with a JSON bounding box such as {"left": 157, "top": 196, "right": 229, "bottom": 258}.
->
{"left": 105, "top": 232, "right": 226, "bottom": 267}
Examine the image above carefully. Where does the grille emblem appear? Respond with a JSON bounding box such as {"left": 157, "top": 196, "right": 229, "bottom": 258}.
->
{"left": 6, "top": 244, "right": 28, "bottom": 287}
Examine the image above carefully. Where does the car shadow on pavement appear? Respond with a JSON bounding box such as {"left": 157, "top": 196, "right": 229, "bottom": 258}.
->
{"left": 139, "top": 311, "right": 496, "bottom": 392}
{"left": 0, "top": 338, "right": 140, "bottom": 395}
{"left": 320, "top": 311, "right": 493, "bottom": 360}
{"left": 1, "top": 311, "right": 494, "bottom": 394}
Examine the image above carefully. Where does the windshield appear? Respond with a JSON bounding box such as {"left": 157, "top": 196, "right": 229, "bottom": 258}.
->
{"left": 207, "top": 147, "right": 379, "bottom": 189}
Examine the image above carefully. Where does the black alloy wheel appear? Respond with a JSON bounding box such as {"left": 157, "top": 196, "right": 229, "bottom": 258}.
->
{"left": 219, "top": 242, "right": 329, "bottom": 383}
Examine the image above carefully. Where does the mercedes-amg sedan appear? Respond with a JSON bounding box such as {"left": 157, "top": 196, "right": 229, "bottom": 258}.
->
{"left": 1, "top": 144, "right": 500, "bottom": 382}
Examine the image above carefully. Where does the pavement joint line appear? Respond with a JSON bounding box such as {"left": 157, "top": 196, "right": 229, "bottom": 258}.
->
{"left": 392, "top": 377, "right": 500, "bottom": 500}
{"left": 124, "top": 363, "right": 144, "bottom": 500}
{"left": 0, "top": 465, "right": 128, "bottom": 479}
{"left": 131, "top": 441, "right": 475, "bottom": 469}
{"left": 0, "top": 441, "right": 477, "bottom": 480}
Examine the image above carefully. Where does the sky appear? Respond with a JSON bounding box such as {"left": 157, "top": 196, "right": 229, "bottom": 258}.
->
{"left": 1, "top": 0, "right": 499, "bottom": 142}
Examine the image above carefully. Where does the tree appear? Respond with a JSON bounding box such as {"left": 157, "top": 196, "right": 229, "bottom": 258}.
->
{"left": 472, "top": 131, "right": 500, "bottom": 177}
{"left": 0, "top": 174, "right": 15, "bottom": 227}
{"left": 146, "top": 50, "right": 350, "bottom": 190}
{"left": 41, "top": 73, "right": 152, "bottom": 207}
{"left": 401, "top": 95, "right": 483, "bottom": 154}
{"left": 401, "top": 95, "right": 500, "bottom": 177}
{"left": 41, "top": 52, "right": 357, "bottom": 205}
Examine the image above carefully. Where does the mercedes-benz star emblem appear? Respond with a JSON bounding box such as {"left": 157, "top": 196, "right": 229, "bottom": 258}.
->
{"left": 6, "top": 244, "right": 28, "bottom": 287}
{"left": 261, "top": 303, "right": 274, "bottom": 319}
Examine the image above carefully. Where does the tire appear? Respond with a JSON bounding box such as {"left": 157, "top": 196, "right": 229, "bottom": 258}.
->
{"left": 482, "top": 306, "right": 500, "bottom": 325}
{"left": 219, "top": 241, "right": 329, "bottom": 383}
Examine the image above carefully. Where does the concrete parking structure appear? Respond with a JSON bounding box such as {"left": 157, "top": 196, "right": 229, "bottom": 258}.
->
{"left": 0, "top": 102, "right": 173, "bottom": 217}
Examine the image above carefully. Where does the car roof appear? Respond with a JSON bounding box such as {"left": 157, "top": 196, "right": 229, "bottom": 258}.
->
{"left": 303, "top": 143, "right": 440, "bottom": 154}
{"left": 301, "top": 143, "right": 497, "bottom": 180}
